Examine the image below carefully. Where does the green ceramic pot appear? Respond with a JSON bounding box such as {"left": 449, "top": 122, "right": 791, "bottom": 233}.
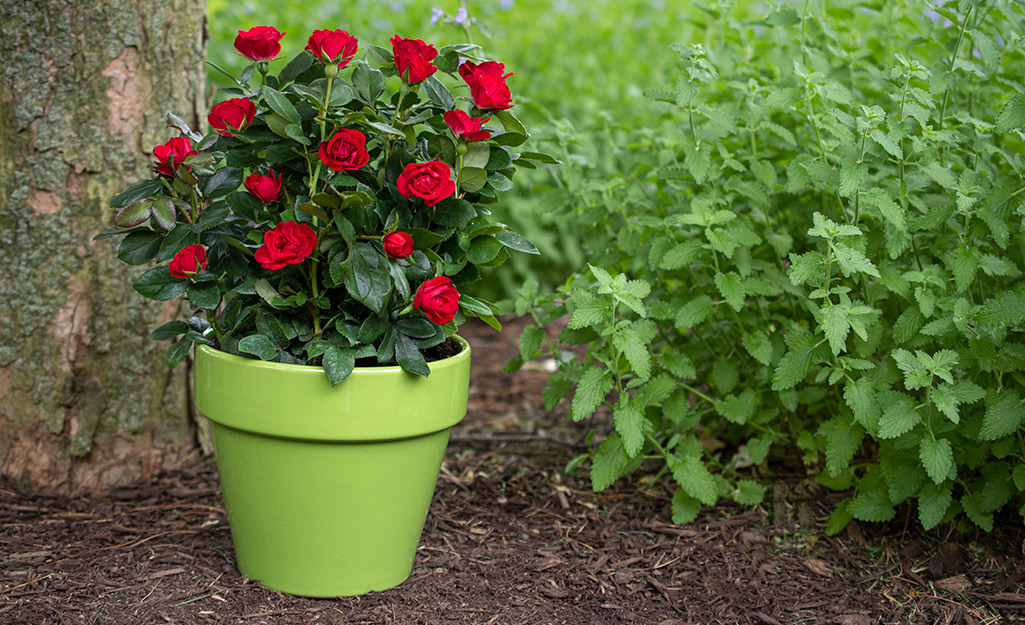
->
{"left": 193, "top": 336, "right": 470, "bottom": 597}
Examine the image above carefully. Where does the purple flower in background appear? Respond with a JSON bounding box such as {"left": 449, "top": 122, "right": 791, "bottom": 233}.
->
{"left": 499, "top": 0, "right": 513, "bottom": 9}
{"left": 431, "top": 7, "right": 444, "bottom": 24}
{"left": 455, "top": 7, "right": 468, "bottom": 23}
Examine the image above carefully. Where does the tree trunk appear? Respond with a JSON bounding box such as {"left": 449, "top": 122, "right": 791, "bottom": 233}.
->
{"left": 0, "top": 0, "right": 207, "bottom": 492}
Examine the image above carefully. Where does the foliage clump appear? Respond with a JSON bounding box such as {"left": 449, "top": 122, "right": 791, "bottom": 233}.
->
{"left": 515, "top": 0, "right": 1025, "bottom": 531}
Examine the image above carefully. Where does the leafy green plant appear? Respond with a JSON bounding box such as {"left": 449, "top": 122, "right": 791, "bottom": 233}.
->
{"left": 99, "top": 27, "right": 547, "bottom": 383}
{"left": 514, "top": 0, "right": 1025, "bottom": 531}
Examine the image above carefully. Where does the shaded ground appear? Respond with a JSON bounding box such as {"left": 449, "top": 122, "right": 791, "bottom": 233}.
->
{"left": 2, "top": 319, "right": 1025, "bottom": 624}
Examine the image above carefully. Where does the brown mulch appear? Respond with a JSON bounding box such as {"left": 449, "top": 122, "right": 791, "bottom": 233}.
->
{"left": 2, "top": 318, "right": 1024, "bottom": 624}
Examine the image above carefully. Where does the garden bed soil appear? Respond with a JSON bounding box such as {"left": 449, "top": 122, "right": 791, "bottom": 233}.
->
{"left": 2, "top": 318, "right": 1024, "bottom": 624}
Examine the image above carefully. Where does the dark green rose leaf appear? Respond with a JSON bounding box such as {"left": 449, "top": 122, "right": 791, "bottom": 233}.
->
{"left": 238, "top": 334, "right": 280, "bottom": 361}
{"left": 166, "top": 339, "right": 192, "bottom": 368}
{"left": 151, "top": 197, "right": 177, "bottom": 231}
{"left": 277, "top": 52, "right": 316, "bottom": 86}
{"left": 157, "top": 225, "right": 194, "bottom": 263}
{"left": 487, "top": 171, "right": 514, "bottom": 192}
{"left": 395, "top": 333, "right": 430, "bottom": 377}
{"left": 342, "top": 242, "right": 392, "bottom": 313}
{"left": 323, "top": 345, "right": 356, "bottom": 386}
{"left": 186, "top": 281, "right": 221, "bottom": 309}
{"left": 422, "top": 75, "right": 455, "bottom": 110}
{"left": 491, "top": 132, "right": 528, "bottom": 147}
{"left": 193, "top": 202, "right": 231, "bottom": 232}
{"left": 493, "top": 109, "right": 527, "bottom": 135}
{"left": 118, "top": 230, "right": 163, "bottom": 265}
{"left": 110, "top": 178, "right": 163, "bottom": 209}
{"left": 133, "top": 266, "right": 187, "bottom": 301}
{"left": 114, "top": 199, "right": 154, "bottom": 228}
{"left": 262, "top": 86, "right": 301, "bottom": 124}
{"left": 200, "top": 167, "right": 244, "bottom": 199}
{"left": 495, "top": 229, "right": 540, "bottom": 255}
{"left": 433, "top": 198, "right": 476, "bottom": 228}
{"left": 467, "top": 235, "right": 503, "bottom": 264}
{"left": 150, "top": 320, "right": 189, "bottom": 341}
{"left": 459, "top": 167, "right": 488, "bottom": 193}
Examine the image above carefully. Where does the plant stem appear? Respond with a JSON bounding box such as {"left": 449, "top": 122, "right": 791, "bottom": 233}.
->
{"left": 310, "top": 258, "right": 321, "bottom": 336}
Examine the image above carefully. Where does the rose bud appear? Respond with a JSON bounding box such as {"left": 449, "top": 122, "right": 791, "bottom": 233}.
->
{"left": 390, "top": 35, "right": 439, "bottom": 84}
{"left": 414, "top": 276, "right": 460, "bottom": 325}
{"left": 234, "top": 26, "right": 285, "bottom": 62}
{"left": 318, "top": 128, "right": 370, "bottom": 171}
{"left": 444, "top": 110, "right": 491, "bottom": 142}
{"left": 168, "top": 244, "right": 208, "bottom": 280}
{"left": 244, "top": 169, "right": 283, "bottom": 204}
{"left": 254, "top": 221, "right": 318, "bottom": 271}
{"left": 458, "top": 60, "right": 514, "bottom": 110}
{"left": 152, "top": 136, "right": 198, "bottom": 177}
{"left": 306, "top": 29, "right": 359, "bottom": 67}
{"left": 383, "top": 231, "right": 414, "bottom": 259}
{"left": 396, "top": 160, "right": 456, "bottom": 207}
{"left": 208, "top": 98, "right": 256, "bottom": 136}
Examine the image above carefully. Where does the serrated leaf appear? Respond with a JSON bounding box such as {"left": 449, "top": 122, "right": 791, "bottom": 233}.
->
{"left": 614, "top": 401, "right": 646, "bottom": 457}
{"left": 591, "top": 433, "right": 635, "bottom": 491}
{"left": 863, "top": 187, "right": 905, "bottom": 230}
{"left": 820, "top": 303, "right": 851, "bottom": 356}
{"left": 674, "top": 295, "right": 716, "bottom": 329}
{"left": 980, "top": 391, "right": 1025, "bottom": 440}
{"left": 766, "top": 87, "right": 803, "bottom": 109}
{"left": 962, "top": 494, "right": 994, "bottom": 532}
{"left": 920, "top": 438, "right": 955, "bottom": 484}
{"left": 877, "top": 392, "right": 920, "bottom": 439}
{"left": 918, "top": 482, "right": 953, "bottom": 530}
{"left": 519, "top": 324, "right": 545, "bottom": 361}
{"left": 542, "top": 373, "right": 572, "bottom": 411}
{"left": 742, "top": 332, "right": 773, "bottom": 366}
{"left": 671, "top": 489, "right": 702, "bottom": 524}
{"left": 613, "top": 326, "right": 651, "bottom": 380}
{"left": 733, "top": 479, "right": 766, "bottom": 505}
{"left": 569, "top": 297, "right": 611, "bottom": 329}
{"left": 832, "top": 243, "right": 880, "bottom": 278}
{"left": 822, "top": 416, "right": 864, "bottom": 477}
{"left": 994, "top": 93, "right": 1025, "bottom": 133}
{"left": 826, "top": 498, "right": 854, "bottom": 536}
{"left": 869, "top": 129, "right": 902, "bottom": 159}
{"left": 850, "top": 489, "right": 896, "bottom": 522}
{"left": 772, "top": 336, "right": 816, "bottom": 390}
{"left": 572, "top": 366, "right": 613, "bottom": 420}
{"left": 671, "top": 454, "right": 718, "bottom": 506}
{"left": 838, "top": 160, "right": 868, "bottom": 197}
{"left": 844, "top": 377, "right": 879, "bottom": 430}
{"left": 714, "top": 271, "right": 744, "bottom": 312}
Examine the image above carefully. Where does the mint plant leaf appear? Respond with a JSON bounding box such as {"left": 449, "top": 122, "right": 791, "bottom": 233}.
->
{"left": 572, "top": 366, "right": 613, "bottom": 421}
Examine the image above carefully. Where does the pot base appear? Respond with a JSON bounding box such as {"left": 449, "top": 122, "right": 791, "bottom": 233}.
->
{"left": 211, "top": 421, "right": 453, "bottom": 597}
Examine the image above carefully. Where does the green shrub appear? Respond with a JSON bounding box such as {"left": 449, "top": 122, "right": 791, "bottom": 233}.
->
{"left": 514, "top": 0, "right": 1025, "bottom": 531}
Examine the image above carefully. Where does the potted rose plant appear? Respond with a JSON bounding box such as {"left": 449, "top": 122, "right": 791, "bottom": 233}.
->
{"left": 100, "top": 24, "right": 550, "bottom": 597}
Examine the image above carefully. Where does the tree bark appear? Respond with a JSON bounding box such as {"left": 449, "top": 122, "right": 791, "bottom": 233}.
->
{"left": 0, "top": 0, "right": 207, "bottom": 492}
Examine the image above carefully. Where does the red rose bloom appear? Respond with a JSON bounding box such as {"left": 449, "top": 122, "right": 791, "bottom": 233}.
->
{"left": 208, "top": 98, "right": 256, "bottom": 136}
{"left": 383, "top": 231, "right": 414, "bottom": 259}
{"left": 244, "top": 170, "right": 283, "bottom": 204}
{"left": 318, "top": 129, "right": 370, "bottom": 171}
{"left": 306, "top": 29, "right": 359, "bottom": 67}
{"left": 254, "top": 221, "right": 318, "bottom": 271}
{"left": 234, "top": 26, "right": 285, "bottom": 62}
{"left": 414, "top": 276, "right": 460, "bottom": 325}
{"left": 444, "top": 110, "right": 491, "bottom": 142}
{"left": 390, "top": 35, "right": 438, "bottom": 84}
{"left": 458, "top": 61, "right": 514, "bottom": 110}
{"left": 168, "top": 244, "right": 208, "bottom": 279}
{"left": 396, "top": 160, "right": 456, "bottom": 207}
{"left": 152, "top": 137, "right": 198, "bottom": 177}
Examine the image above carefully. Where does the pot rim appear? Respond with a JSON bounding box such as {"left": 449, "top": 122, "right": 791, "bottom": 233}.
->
{"left": 194, "top": 334, "right": 470, "bottom": 377}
